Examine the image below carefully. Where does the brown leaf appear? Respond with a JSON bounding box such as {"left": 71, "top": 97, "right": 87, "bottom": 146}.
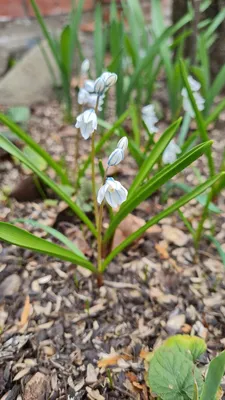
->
{"left": 19, "top": 295, "right": 31, "bottom": 327}
{"left": 155, "top": 240, "right": 169, "bottom": 259}
{"left": 98, "top": 353, "right": 131, "bottom": 368}
{"left": 112, "top": 214, "right": 161, "bottom": 249}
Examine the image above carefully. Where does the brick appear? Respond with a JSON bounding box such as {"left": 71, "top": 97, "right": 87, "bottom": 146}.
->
{"left": 0, "top": 0, "right": 25, "bottom": 19}
{"left": 26, "top": 0, "right": 94, "bottom": 17}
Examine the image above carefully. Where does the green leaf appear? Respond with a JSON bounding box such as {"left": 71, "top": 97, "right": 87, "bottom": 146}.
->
{"left": 102, "top": 173, "right": 224, "bottom": 270}
{"left": 205, "top": 234, "right": 225, "bottom": 267}
{"left": 23, "top": 146, "right": 47, "bottom": 171}
{"left": 148, "top": 347, "right": 203, "bottom": 400}
{"left": 130, "top": 103, "right": 140, "bottom": 146}
{"left": 6, "top": 107, "right": 30, "bottom": 124}
{"left": 60, "top": 25, "right": 71, "bottom": 77}
{"left": 205, "top": 64, "right": 225, "bottom": 114}
{"left": 104, "top": 141, "right": 213, "bottom": 243}
{"left": 200, "top": 351, "right": 225, "bottom": 400}
{"left": 12, "top": 218, "right": 84, "bottom": 258}
{"left": 0, "top": 135, "right": 97, "bottom": 237}
{"left": 164, "top": 335, "right": 207, "bottom": 362}
{"left": 129, "top": 118, "right": 182, "bottom": 196}
{"left": 0, "top": 113, "right": 69, "bottom": 184}
{"left": 94, "top": 4, "right": 104, "bottom": 76}
{"left": 0, "top": 222, "right": 96, "bottom": 272}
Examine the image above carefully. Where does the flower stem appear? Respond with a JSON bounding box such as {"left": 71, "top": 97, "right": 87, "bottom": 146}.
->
{"left": 91, "top": 95, "right": 101, "bottom": 228}
{"left": 97, "top": 167, "right": 109, "bottom": 273}
{"left": 74, "top": 104, "right": 82, "bottom": 186}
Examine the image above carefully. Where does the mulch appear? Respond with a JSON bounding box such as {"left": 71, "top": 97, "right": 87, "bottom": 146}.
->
{"left": 0, "top": 99, "right": 225, "bottom": 400}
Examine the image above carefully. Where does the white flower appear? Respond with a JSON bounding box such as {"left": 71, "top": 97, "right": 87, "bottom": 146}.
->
{"left": 97, "top": 177, "right": 128, "bottom": 208}
{"left": 80, "top": 59, "right": 90, "bottom": 75}
{"left": 108, "top": 148, "right": 124, "bottom": 166}
{"left": 94, "top": 77, "right": 106, "bottom": 94}
{"left": 117, "top": 136, "right": 128, "bottom": 152}
{"left": 181, "top": 75, "right": 205, "bottom": 117}
{"left": 162, "top": 139, "right": 181, "bottom": 164}
{"left": 101, "top": 72, "right": 118, "bottom": 88}
{"left": 142, "top": 104, "right": 158, "bottom": 134}
{"left": 87, "top": 93, "right": 105, "bottom": 111}
{"left": 84, "top": 79, "right": 95, "bottom": 93}
{"left": 75, "top": 109, "right": 97, "bottom": 140}
{"left": 78, "top": 88, "right": 90, "bottom": 105}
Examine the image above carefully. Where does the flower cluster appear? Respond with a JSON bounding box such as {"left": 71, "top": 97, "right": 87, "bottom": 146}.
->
{"left": 181, "top": 75, "right": 205, "bottom": 117}
{"left": 142, "top": 104, "right": 158, "bottom": 134}
{"left": 97, "top": 136, "right": 128, "bottom": 208}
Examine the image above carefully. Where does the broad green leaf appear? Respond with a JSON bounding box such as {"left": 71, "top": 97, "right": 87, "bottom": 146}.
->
{"left": 200, "top": 351, "right": 225, "bottom": 400}
{"left": 23, "top": 146, "right": 47, "bottom": 171}
{"left": 148, "top": 347, "right": 203, "bottom": 400}
{"left": 164, "top": 335, "right": 207, "bottom": 362}
{"left": 129, "top": 118, "right": 182, "bottom": 196}
{"left": 0, "top": 222, "right": 96, "bottom": 272}
{"left": 0, "top": 113, "right": 68, "bottom": 184}
{"left": 12, "top": 218, "right": 84, "bottom": 258}
{"left": 6, "top": 107, "right": 30, "bottom": 124}
{"left": 0, "top": 136, "right": 96, "bottom": 237}
{"left": 102, "top": 173, "right": 224, "bottom": 270}
{"left": 104, "top": 141, "right": 213, "bottom": 243}
{"left": 193, "top": 380, "right": 199, "bottom": 400}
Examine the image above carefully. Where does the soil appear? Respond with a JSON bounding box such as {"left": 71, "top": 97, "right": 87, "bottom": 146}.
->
{"left": 0, "top": 98, "right": 225, "bottom": 400}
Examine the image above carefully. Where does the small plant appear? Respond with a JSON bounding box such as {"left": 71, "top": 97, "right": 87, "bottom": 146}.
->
{"left": 146, "top": 334, "right": 225, "bottom": 400}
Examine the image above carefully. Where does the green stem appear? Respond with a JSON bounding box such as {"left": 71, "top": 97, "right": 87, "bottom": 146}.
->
{"left": 91, "top": 95, "right": 100, "bottom": 227}
{"left": 194, "top": 190, "right": 212, "bottom": 250}
{"left": 74, "top": 104, "right": 82, "bottom": 186}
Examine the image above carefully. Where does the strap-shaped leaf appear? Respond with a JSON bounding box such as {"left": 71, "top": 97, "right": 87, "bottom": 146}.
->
{"left": 129, "top": 117, "right": 182, "bottom": 196}
{"left": 0, "top": 223, "right": 96, "bottom": 272}
{"left": 104, "top": 140, "right": 213, "bottom": 242}
{"left": 0, "top": 113, "right": 68, "bottom": 184}
{"left": 0, "top": 135, "right": 97, "bottom": 237}
{"left": 101, "top": 173, "right": 224, "bottom": 271}
{"left": 200, "top": 351, "right": 225, "bottom": 400}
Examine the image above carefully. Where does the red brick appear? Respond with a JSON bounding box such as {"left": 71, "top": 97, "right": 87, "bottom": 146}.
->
{"left": 26, "top": 0, "right": 94, "bottom": 17}
{"left": 0, "top": 0, "right": 25, "bottom": 19}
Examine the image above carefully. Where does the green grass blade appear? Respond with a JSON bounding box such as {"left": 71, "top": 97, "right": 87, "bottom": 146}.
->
{"left": 200, "top": 351, "right": 225, "bottom": 400}
{"left": 0, "top": 136, "right": 96, "bottom": 237}
{"left": 180, "top": 59, "right": 215, "bottom": 176}
{"left": 198, "top": 35, "right": 210, "bottom": 91}
{"left": 102, "top": 173, "right": 224, "bottom": 270}
{"left": 129, "top": 118, "right": 182, "bottom": 196}
{"left": 60, "top": 25, "right": 71, "bottom": 77}
{"left": 0, "top": 113, "right": 69, "bottom": 184}
{"left": 205, "top": 64, "right": 225, "bottom": 114}
{"left": 205, "top": 234, "right": 225, "bottom": 267}
{"left": 130, "top": 104, "right": 140, "bottom": 146}
{"left": 69, "top": 0, "right": 84, "bottom": 76}
{"left": 204, "top": 7, "right": 225, "bottom": 41}
{"left": 0, "top": 222, "right": 96, "bottom": 272}
{"left": 13, "top": 218, "right": 85, "bottom": 258}
{"left": 104, "top": 141, "right": 213, "bottom": 243}
{"left": 94, "top": 4, "right": 104, "bottom": 76}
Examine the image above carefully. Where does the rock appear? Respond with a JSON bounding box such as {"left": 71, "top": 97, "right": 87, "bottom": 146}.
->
{"left": 166, "top": 314, "right": 186, "bottom": 334}
{"left": 0, "top": 40, "right": 60, "bottom": 106}
{"left": 203, "top": 294, "right": 222, "bottom": 308}
{"left": 0, "top": 47, "right": 9, "bottom": 76}
{"left": 0, "top": 274, "right": 21, "bottom": 296}
{"left": 162, "top": 225, "right": 189, "bottom": 247}
{"left": 24, "top": 372, "right": 49, "bottom": 400}
{"left": 86, "top": 363, "right": 98, "bottom": 384}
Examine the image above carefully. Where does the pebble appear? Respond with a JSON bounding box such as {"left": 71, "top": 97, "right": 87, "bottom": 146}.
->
{"left": 166, "top": 314, "right": 185, "bottom": 334}
{"left": 24, "top": 372, "right": 49, "bottom": 400}
{"left": 0, "top": 274, "right": 21, "bottom": 296}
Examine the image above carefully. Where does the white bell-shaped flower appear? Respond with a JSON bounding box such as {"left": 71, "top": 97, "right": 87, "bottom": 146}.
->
{"left": 181, "top": 75, "right": 205, "bottom": 117}
{"left": 97, "top": 177, "right": 128, "bottom": 208}
{"left": 94, "top": 77, "right": 106, "bottom": 94}
{"left": 80, "top": 59, "right": 90, "bottom": 75}
{"left": 78, "top": 88, "right": 90, "bottom": 105}
{"left": 142, "top": 104, "right": 158, "bottom": 134}
{"left": 75, "top": 109, "right": 97, "bottom": 140}
{"left": 84, "top": 79, "right": 95, "bottom": 93}
{"left": 101, "top": 72, "right": 118, "bottom": 88}
{"left": 117, "top": 136, "right": 128, "bottom": 152}
{"left": 162, "top": 139, "right": 181, "bottom": 164}
{"left": 108, "top": 148, "right": 124, "bottom": 166}
{"left": 87, "top": 93, "right": 105, "bottom": 112}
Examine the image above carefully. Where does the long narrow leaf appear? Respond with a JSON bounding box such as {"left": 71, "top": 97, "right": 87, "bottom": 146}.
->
{"left": 13, "top": 218, "right": 85, "bottom": 258}
{"left": 104, "top": 141, "right": 213, "bottom": 242}
{"left": 205, "top": 64, "right": 225, "bottom": 114}
{"left": 0, "top": 136, "right": 96, "bottom": 237}
{"left": 102, "top": 173, "right": 224, "bottom": 270}
{"left": 0, "top": 113, "right": 68, "bottom": 184}
{"left": 0, "top": 222, "right": 96, "bottom": 272}
{"left": 129, "top": 118, "right": 182, "bottom": 196}
{"left": 200, "top": 351, "right": 225, "bottom": 400}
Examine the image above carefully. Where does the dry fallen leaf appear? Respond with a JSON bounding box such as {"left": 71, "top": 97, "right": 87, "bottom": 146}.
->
{"left": 19, "top": 296, "right": 31, "bottom": 327}
{"left": 162, "top": 225, "right": 189, "bottom": 247}
{"left": 98, "top": 353, "right": 131, "bottom": 368}
{"left": 112, "top": 214, "right": 161, "bottom": 249}
{"left": 155, "top": 240, "right": 169, "bottom": 259}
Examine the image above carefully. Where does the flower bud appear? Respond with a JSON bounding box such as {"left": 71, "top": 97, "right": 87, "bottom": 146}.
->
{"left": 117, "top": 136, "right": 128, "bottom": 152}
{"left": 94, "top": 77, "right": 106, "bottom": 94}
{"left": 101, "top": 72, "right": 118, "bottom": 88}
{"left": 81, "top": 59, "right": 90, "bottom": 74}
{"left": 108, "top": 148, "right": 124, "bottom": 166}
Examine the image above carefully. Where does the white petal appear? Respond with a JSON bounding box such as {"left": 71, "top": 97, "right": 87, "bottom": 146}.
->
{"left": 117, "top": 137, "right": 128, "bottom": 152}
{"left": 84, "top": 79, "right": 95, "bottom": 93}
{"left": 81, "top": 59, "right": 90, "bottom": 74}
{"left": 108, "top": 148, "right": 124, "bottom": 166}
{"left": 188, "top": 75, "right": 201, "bottom": 91}
{"left": 97, "top": 184, "right": 107, "bottom": 204}
{"left": 94, "top": 77, "right": 105, "bottom": 94}
{"left": 105, "top": 190, "right": 119, "bottom": 208}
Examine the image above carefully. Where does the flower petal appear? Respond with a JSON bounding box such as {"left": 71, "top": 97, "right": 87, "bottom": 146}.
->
{"left": 97, "top": 184, "right": 107, "bottom": 204}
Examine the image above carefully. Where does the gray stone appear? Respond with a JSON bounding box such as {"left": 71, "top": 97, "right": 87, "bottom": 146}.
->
{"left": 0, "top": 47, "right": 9, "bottom": 76}
{"left": 0, "top": 273, "right": 21, "bottom": 296}
{"left": 0, "top": 40, "right": 60, "bottom": 106}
